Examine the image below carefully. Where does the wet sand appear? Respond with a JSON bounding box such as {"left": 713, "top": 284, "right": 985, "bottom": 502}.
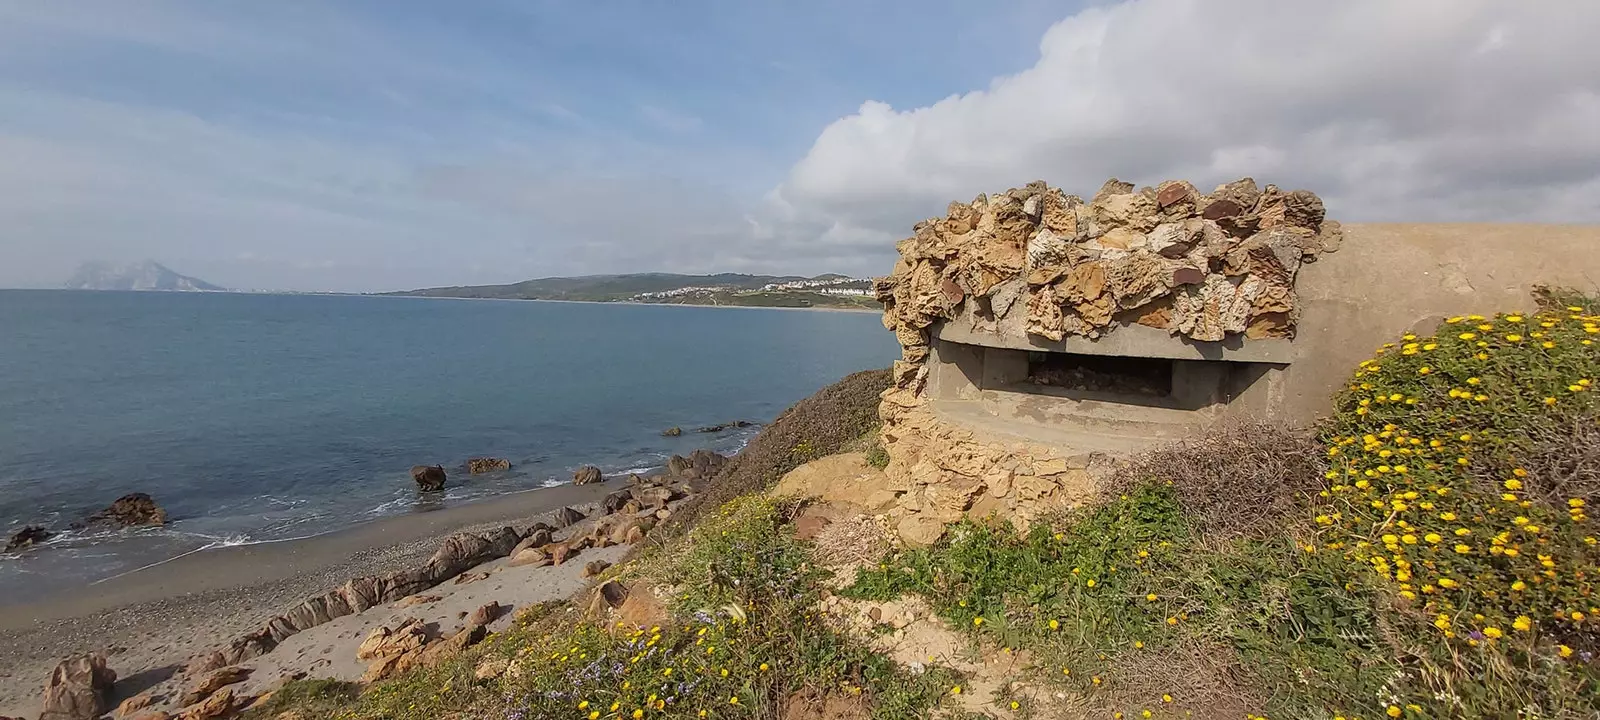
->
{"left": 0, "top": 479, "right": 619, "bottom": 717}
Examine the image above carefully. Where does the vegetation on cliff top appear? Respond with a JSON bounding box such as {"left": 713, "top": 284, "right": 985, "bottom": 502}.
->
{"left": 252, "top": 291, "right": 1600, "bottom": 720}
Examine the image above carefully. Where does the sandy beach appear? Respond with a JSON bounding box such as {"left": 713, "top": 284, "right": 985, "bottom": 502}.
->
{"left": 0, "top": 478, "right": 623, "bottom": 717}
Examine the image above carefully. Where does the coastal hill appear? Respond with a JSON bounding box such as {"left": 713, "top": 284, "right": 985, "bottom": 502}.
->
{"left": 64, "top": 260, "right": 226, "bottom": 292}
{"left": 386, "top": 272, "right": 879, "bottom": 310}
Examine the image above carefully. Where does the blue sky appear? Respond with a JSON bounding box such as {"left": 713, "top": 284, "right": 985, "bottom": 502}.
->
{"left": 0, "top": 0, "right": 1069, "bottom": 291}
{"left": 1, "top": 1, "right": 1597, "bottom": 292}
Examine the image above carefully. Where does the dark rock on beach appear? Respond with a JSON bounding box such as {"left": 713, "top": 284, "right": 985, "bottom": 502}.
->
{"left": 554, "top": 506, "right": 586, "bottom": 528}
{"left": 572, "top": 465, "right": 603, "bottom": 485}
{"left": 4, "top": 525, "right": 53, "bottom": 553}
{"left": 466, "top": 457, "right": 511, "bottom": 474}
{"left": 661, "top": 426, "right": 682, "bottom": 437}
{"left": 411, "top": 465, "right": 447, "bottom": 491}
{"left": 84, "top": 493, "right": 167, "bottom": 527}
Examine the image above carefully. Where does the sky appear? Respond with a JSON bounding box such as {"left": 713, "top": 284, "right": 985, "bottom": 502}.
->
{"left": 0, "top": 1, "right": 1597, "bottom": 292}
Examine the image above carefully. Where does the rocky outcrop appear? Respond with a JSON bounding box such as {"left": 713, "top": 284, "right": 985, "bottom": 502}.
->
{"left": 467, "top": 457, "right": 511, "bottom": 474}
{"left": 4, "top": 525, "right": 52, "bottom": 552}
{"left": 187, "top": 525, "right": 521, "bottom": 674}
{"left": 85, "top": 493, "right": 167, "bottom": 527}
{"left": 357, "top": 618, "right": 485, "bottom": 683}
{"left": 661, "top": 427, "right": 682, "bottom": 437}
{"left": 179, "top": 666, "right": 250, "bottom": 706}
{"left": 572, "top": 466, "right": 603, "bottom": 485}
{"left": 693, "top": 420, "right": 752, "bottom": 434}
{"left": 39, "top": 653, "right": 116, "bottom": 720}
{"left": 666, "top": 449, "right": 728, "bottom": 479}
{"left": 175, "top": 688, "right": 235, "bottom": 720}
{"left": 411, "top": 465, "right": 447, "bottom": 491}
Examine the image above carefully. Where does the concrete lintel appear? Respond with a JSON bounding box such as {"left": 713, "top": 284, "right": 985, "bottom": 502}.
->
{"left": 933, "top": 317, "right": 1294, "bottom": 364}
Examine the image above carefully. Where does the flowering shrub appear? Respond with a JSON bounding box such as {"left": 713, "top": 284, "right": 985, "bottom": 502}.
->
{"left": 1319, "top": 299, "right": 1600, "bottom": 657}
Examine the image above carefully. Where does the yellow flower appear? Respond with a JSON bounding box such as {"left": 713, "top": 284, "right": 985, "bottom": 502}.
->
{"left": 590, "top": 713, "right": 600, "bottom": 720}
{"left": 972, "top": 617, "right": 985, "bottom": 627}
{"left": 729, "top": 696, "right": 740, "bottom": 705}
{"left": 1483, "top": 627, "right": 1503, "bottom": 639}
{"left": 1142, "top": 711, "right": 1153, "bottom": 719}
{"left": 1387, "top": 707, "right": 1402, "bottom": 718}
{"left": 1454, "top": 544, "right": 1471, "bottom": 554}
{"left": 759, "top": 663, "right": 770, "bottom": 672}
{"left": 1560, "top": 645, "right": 1575, "bottom": 658}
{"left": 1514, "top": 616, "right": 1533, "bottom": 631}
{"left": 1086, "top": 579, "right": 1096, "bottom": 587}
{"left": 1147, "top": 593, "right": 1158, "bottom": 602}
{"left": 1166, "top": 616, "right": 1178, "bottom": 625}
{"left": 950, "top": 686, "right": 962, "bottom": 695}
{"left": 1162, "top": 694, "right": 1173, "bottom": 703}
{"left": 1049, "top": 619, "right": 1060, "bottom": 631}
{"left": 1134, "top": 640, "right": 1145, "bottom": 649}
{"left": 633, "top": 710, "right": 644, "bottom": 719}
{"left": 579, "top": 701, "right": 590, "bottom": 710}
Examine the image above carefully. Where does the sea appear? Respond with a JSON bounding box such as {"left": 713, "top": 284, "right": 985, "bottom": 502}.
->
{"left": 0, "top": 290, "right": 897, "bottom": 601}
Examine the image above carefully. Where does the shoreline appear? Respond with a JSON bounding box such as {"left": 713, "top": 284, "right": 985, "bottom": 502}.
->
{"left": 372, "top": 293, "right": 883, "bottom": 313}
{"left": 0, "top": 478, "right": 621, "bottom": 715}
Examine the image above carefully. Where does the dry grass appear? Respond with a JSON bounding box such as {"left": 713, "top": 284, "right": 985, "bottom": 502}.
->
{"left": 810, "top": 514, "right": 891, "bottom": 568}
{"left": 1103, "top": 418, "right": 1327, "bottom": 538}
{"left": 1098, "top": 637, "right": 1264, "bottom": 720}
{"left": 656, "top": 368, "right": 891, "bottom": 541}
{"left": 1481, "top": 410, "right": 1600, "bottom": 511}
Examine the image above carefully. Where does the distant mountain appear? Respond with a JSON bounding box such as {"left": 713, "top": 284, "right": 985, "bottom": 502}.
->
{"left": 65, "top": 261, "right": 227, "bottom": 292}
{"left": 390, "top": 273, "right": 814, "bottom": 302}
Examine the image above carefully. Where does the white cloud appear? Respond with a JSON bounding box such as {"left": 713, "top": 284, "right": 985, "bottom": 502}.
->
{"left": 768, "top": 0, "right": 1600, "bottom": 260}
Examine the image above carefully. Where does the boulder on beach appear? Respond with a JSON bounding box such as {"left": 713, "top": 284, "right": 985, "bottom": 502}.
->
{"left": 85, "top": 492, "right": 167, "bottom": 527}
{"left": 411, "top": 465, "right": 447, "bottom": 491}
{"left": 4, "top": 525, "right": 52, "bottom": 552}
{"left": 39, "top": 652, "right": 116, "bottom": 720}
{"left": 467, "top": 457, "right": 511, "bottom": 474}
{"left": 554, "top": 506, "right": 586, "bottom": 528}
{"left": 661, "top": 426, "right": 682, "bottom": 437}
{"left": 572, "top": 465, "right": 603, "bottom": 485}
{"left": 666, "top": 449, "right": 729, "bottom": 479}
{"left": 468, "top": 601, "right": 504, "bottom": 626}
{"left": 602, "top": 489, "right": 633, "bottom": 515}
{"left": 180, "top": 666, "right": 251, "bottom": 706}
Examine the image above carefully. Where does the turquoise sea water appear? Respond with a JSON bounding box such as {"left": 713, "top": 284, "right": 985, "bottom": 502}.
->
{"left": 0, "top": 291, "right": 896, "bottom": 599}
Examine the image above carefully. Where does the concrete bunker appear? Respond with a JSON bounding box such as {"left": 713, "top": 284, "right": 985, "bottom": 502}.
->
{"left": 923, "top": 314, "right": 1287, "bottom": 453}
{"left": 866, "top": 175, "right": 1600, "bottom": 545}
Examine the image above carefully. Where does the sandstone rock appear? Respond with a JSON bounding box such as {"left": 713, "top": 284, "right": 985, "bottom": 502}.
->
{"left": 581, "top": 560, "right": 612, "bottom": 578}
{"left": 616, "top": 586, "right": 667, "bottom": 630}
{"left": 633, "top": 485, "right": 673, "bottom": 510}
{"left": 897, "top": 514, "right": 947, "bottom": 547}
{"left": 1024, "top": 285, "right": 1065, "bottom": 341}
{"left": 115, "top": 690, "right": 157, "bottom": 717}
{"left": 359, "top": 654, "right": 405, "bottom": 684}
{"left": 411, "top": 465, "right": 447, "bottom": 492}
{"left": 1091, "top": 178, "right": 1135, "bottom": 204}
{"left": 4, "top": 525, "right": 52, "bottom": 552}
{"left": 1091, "top": 190, "right": 1158, "bottom": 233}
{"left": 666, "top": 454, "right": 691, "bottom": 476}
{"left": 175, "top": 688, "right": 235, "bottom": 720}
{"left": 467, "top": 457, "right": 510, "bottom": 474}
{"left": 572, "top": 466, "right": 603, "bottom": 485}
{"left": 1146, "top": 222, "right": 1197, "bottom": 258}
{"left": 547, "top": 540, "right": 583, "bottom": 566}
{"left": 507, "top": 547, "right": 551, "bottom": 568}
{"left": 1058, "top": 262, "right": 1106, "bottom": 304}
{"left": 185, "top": 630, "right": 275, "bottom": 676}
{"left": 357, "top": 618, "right": 432, "bottom": 660}
{"left": 554, "top": 506, "right": 586, "bottom": 528}
{"left": 129, "top": 712, "right": 172, "bottom": 720}
{"left": 624, "top": 525, "right": 646, "bottom": 545}
{"left": 424, "top": 528, "right": 520, "bottom": 581}
{"left": 475, "top": 658, "right": 510, "bottom": 680}
{"left": 39, "top": 653, "right": 116, "bottom": 720}
{"left": 661, "top": 426, "right": 682, "bottom": 437}
{"left": 511, "top": 528, "right": 553, "bottom": 557}
{"left": 85, "top": 493, "right": 167, "bottom": 527}
{"left": 180, "top": 666, "right": 251, "bottom": 706}
{"left": 468, "top": 601, "right": 504, "bottom": 627}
